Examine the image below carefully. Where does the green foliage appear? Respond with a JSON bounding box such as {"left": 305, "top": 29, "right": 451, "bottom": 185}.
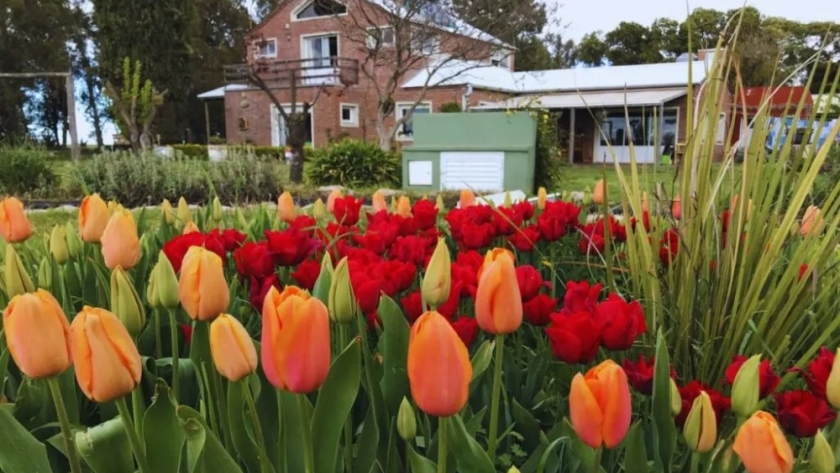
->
{"left": 307, "top": 139, "right": 401, "bottom": 188}
{"left": 813, "top": 144, "right": 840, "bottom": 204}
{"left": 72, "top": 150, "right": 287, "bottom": 206}
{"left": 0, "top": 146, "right": 58, "bottom": 196}
{"left": 169, "top": 145, "right": 310, "bottom": 161}
{"left": 533, "top": 111, "right": 564, "bottom": 192}
{"left": 439, "top": 102, "right": 462, "bottom": 113}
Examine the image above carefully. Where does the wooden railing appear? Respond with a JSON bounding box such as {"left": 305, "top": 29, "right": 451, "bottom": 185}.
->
{"left": 223, "top": 57, "right": 359, "bottom": 89}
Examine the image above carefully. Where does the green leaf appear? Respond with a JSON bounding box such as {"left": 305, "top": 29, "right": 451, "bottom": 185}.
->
{"left": 377, "top": 295, "right": 410, "bottom": 414}
{"left": 446, "top": 414, "right": 496, "bottom": 472}
{"left": 469, "top": 340, "right": 495, "bottom": 395}
{"left": 143, "top": 380, "right": 186, "bottom": 473}
{"left": 512, "top": 399, "right": 541, "bottom": 453}
{"left": 278, "top": 391, "right": 306, "bottom": 473}
{"left": 13, "top": 378, "right": 50, "bottom": 430}
{"left": 408, "top": 446, "right": 437, "bottom": 473}
{"left": 227, "top": 380, "right": 261, "bottom": 473}
{"left": 57, "top": 368, "right": 80, "bottom": 425}
{"left": 181, "top": 418, "right": 207, "bottom": 473}
{"left": 311, "top": 261, "right": 332, "bottom": 304}
{"left": 623, "top": 422, "right": 649, "bottom": 472}
{"left": 0, "top": 405, "right": 52, "bottom": 473}
{"left": 177, "top": 406, "right": 244, "bottom": 473}
{"left": 0, "top": 346, "right": 9, "bottom": 395}
{"left": 352, "top": 406, "right": 379, "bottom": 473}
{"left": 74, "top": 417, "right": 134, "bottom": 473}
{"left": 651, "top": 330, "right": 677, "bottom": 473}
{"left": 312, "top": 340, "right": 362, "bottom": 473}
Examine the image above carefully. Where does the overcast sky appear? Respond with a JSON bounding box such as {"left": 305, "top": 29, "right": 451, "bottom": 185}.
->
{"left": 560, "top": 0, "right": 838, "bottom": 40}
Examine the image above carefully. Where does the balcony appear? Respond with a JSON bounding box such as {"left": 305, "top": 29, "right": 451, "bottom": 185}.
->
{"left": 223, "top": 57, "right": 359, "bottom": 89}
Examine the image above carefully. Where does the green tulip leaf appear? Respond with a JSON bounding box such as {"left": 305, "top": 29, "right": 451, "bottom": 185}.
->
{"left": 377, "top": 295, "right": 410, "bottom": 414}
{"left": 512, "top": 399, "right": 541, "bottom": 452}
{"left": 352, "top": 406, "right": 379, "bottom": 473}
{"left": 0, "top": 346, "right": 9, "bottom": 395}
{"left": 312, "top": 340, "right": 362, "bottom": 473}
{"left": 227, "top": 380, "right": 262, "bottom": 473}
{"left": 278, "top": 391, "right": 306, "bottom": 473}
{"left": 181, "top": 417, "right": 206, "bottom": 473}
{"left": 177, "top": 406, "right": 244, "bottom": 473}
{"left": 469, "top": 339, "right": 495, "bottom": 395}
{"left": 408, "top": 446, "right": 437, "bottom": 473}
{"left": 74, "top": 417, "right": 134, "bottom": 473}
{"left": 312, "top": 261, "right": 332, "bottom": 304}
{"left": 445, "top": 413, "right": 496, "bottom": 472}
{"left": 0, "top": 405, "right": 52, "bottom": 473}
{"left": 651, "top": 330, "right": 677, "bottom": 472}
{"left": 622, "top": 421, "right": 648, "bottom": 472}
{"left": 13, "top": 378, "right": 50, "bottom": 430}
{"left": 143, "top": 380, "right": 186, "bottom": 473}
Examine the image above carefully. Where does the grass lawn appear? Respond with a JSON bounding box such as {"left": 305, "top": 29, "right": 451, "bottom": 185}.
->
{"left": 558, "top": 163, "right": 743, "bottom": 198}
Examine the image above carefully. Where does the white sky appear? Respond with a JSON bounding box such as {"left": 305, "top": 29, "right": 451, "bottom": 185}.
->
{"left": 76, "top": 0, "right": 839, "bottom": 144}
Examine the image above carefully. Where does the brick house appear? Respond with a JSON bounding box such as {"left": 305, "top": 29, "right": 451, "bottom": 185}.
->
{"left": 197, "top": 0, "right": 514, "bottom": 148}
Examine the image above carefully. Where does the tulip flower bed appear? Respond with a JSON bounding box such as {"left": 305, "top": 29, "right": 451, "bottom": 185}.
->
{"left": 1, "top": 187, "right": 839, "bottom": 473}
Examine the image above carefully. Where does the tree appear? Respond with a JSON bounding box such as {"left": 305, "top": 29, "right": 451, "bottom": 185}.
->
{"left": 603, "top": 22, "right": 663, "bottom": 65}
{"left": 335, "top": 0, "right": 545, "bottom": 150}
{"left": 544, "top": 33, "right": 577, "bottom": 68}
{"left": 105, "top": 59, "right": 166, "bottom": 151}
{"left": 576, "top": 32, "right": 607, "bottom": 67}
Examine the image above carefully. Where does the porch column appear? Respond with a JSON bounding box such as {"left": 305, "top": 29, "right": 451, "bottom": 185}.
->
{"left": 204, "top": 101, "right": 211, "bottom": 145}
{"left": 656, "top": 103, "right": 665, "bottom": 164}
{"left": 569, "top": 108, "right": 576, "bottom": 164}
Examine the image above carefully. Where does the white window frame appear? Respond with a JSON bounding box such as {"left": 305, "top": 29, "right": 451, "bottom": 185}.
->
{"left": 715, "top": 112, "right": 727, "bottom": 145}
{"left": 270, "top": 103, "right": 317, "bottom": 147}
{"left": 491, "top": 49, "right": 511, "bottom": 69}
{"left": 340, "top": 103, "right": 359, "bottom": 127}
{"left": 300, "top": 31, "right": 341, "bottom": 68}
{"left": 255, "top": 38, "right": 278, "bottom": 59}
{"left": 411, "top": 31, "right": 438, "bottom": 55}
{"left": 396, "top": 101, "right": 432, "bottom": 141}
{"left": 365, "top": 26, "right": 395, "bottom": 50}
{"left": 291, "top": 0, "right": 348, "bottom": 22}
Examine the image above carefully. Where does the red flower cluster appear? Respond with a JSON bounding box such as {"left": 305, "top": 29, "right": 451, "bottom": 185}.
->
{"left": 163, "top": 229, "right": 245, "bottom": 272}
{"left": 545, "top": 281, "right": 647, "bottom": 363}
{"left": 577, "top": 216, "right": 626, "bottom": 255}
{"left": 724, "top": 355, "right": 780, "bottom": 399}
{"left": 515, "top": 265, "right": 555, "bottom": 325}
{"left": 621, "top": 356, "right": 677, "bottom": 395}
{"left": 676, "top": 381, "right": 731, "bottom": 427}
{"left": 775, "top": 390, "right": 836, "bottom": 437}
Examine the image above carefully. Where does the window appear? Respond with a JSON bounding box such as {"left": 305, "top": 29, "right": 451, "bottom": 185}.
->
{"left": 302, "top": 34, "right": 339, "bottom": 68}
{"left": 715, "top": 112, "right": 726, "bottom": 145}
{"left": 411, "top": 31, "right": 438, "bottom": 55}
{"left": 491, "top": 49, "right": 510, "bottom": 68}
{"left": 396, "top": 102, "right": 431, "bottom": 140}
{"left": 340, "top": 103, "right": 359, "bottom": 127}
{"left": 256, "top": 38, "right": 277, "bottom": 58}
{"left": 366, "top": 26, "right": 395, "bottom": 50}
{"left": 295, "top": 0, "right": 346, "bottom": 19}
{"left": 598, "top": 110, "right": 679, "bottom": 148}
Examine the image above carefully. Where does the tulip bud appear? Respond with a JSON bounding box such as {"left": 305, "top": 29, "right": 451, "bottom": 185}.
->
{"left": 49, "top": 225, "right": 69, "bottom": 264}
{"left": 3, "top": 290, "right": 72, "bottom": 379}
{"left": 593, "top": 179, "right": 605, "bottom": 205}
{"left": 396, "top": 196, "right": 411, "bottom": 217}
{"left": 308, "top": 198, "right": 323, "bottom": 219}
{"left": 210, "top": 314, "right": 258, "bottom": 382}
{"left": 507, "top": 468, "right": 522, "bottom": 473}
{"left": 435, "top": 194, "right": 445, "bottom": 212}
{"left": 107, "top": 200, "right": 119, "bottom": 213}
{"left": 182, "top": 221, "right": 200, "bottom": 235}
{"left": 211, "top": 196, "right": 223, "bottom": 223}
{"left": 177, "top": 197, "right": 192, "bottom": 229}
{"left": 111, "top": 266, "right": 146, "bottom": 339}
{"left": 670, "top": 378, "right": 682, "bottom": 416}
{"left": 235, "top": 207, "right": 248, "bottom": 230}
{"left": 731, "top": 355, "right": 761, "bottom": 417}
{"left": 278, "top": 191, "right": 296, "bottom": 223}
{"left": 154, "top": 251, "right": 180, "bottom": 310}
{"left": 4, "top": 245, "right": 34, "bottom": 297}
{"left": 537, "top": 187, "right": 547, "bottom": 210}
{"left": 503, "top": 191, "right": 512, "bottom": 208}
{"left": 147, "top": 265, "right": 161, "bottom": 309}
{"left": 397, "top": 397, "right": 417, "bottom": 442}
{"left": 329, "top": 257, "right": 357, "bottom": 324}
{"left": 37, "top": 257, "right": 52, "bottom": 291}
{"left": 459, "top": 189, "right": 475, "bottom": 208}
{"left": 683, "top": 391, "right": 716, "bottom": 453}
{"left": 826, "top": 348, "right": 840, "bottom": 410}
{"left": 326, "top": 189, "right": 342, "bottom": 213}
{"left": 161, "top": 199, "right": 176, "bottom": 224}
{"left": 65, "top": 222, "right": 82, "bottom": 259}
{"left": 582, "top": 186, "right": 592, "bottom": 206}
{"left": 811, "top": 430, "right": 834, "bottom": 473}
{"left": 421, "top": 238, "right": 451, "bottom": 310}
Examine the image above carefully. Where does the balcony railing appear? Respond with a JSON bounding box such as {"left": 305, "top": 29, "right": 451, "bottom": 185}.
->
{"left": 224, "top": 57, "right": 359, "bottom": 89}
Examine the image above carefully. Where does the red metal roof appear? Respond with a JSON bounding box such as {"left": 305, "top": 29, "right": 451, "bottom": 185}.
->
{"left": 741, "top": 86, "right": 813, "bottom": 111}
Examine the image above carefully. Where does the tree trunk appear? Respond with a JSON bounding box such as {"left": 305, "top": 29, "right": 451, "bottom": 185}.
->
{"left": 287, "top": 112, "right": 307, "bottom": 183}
{"left": 85, "top": 76, "right": 104, "bottom": 148}
{"left": 375, "top": 113, "right": 391, "bottom": 151}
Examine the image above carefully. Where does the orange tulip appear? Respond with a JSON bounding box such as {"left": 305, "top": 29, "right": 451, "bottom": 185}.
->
{"left": 182, "top": 221, "right": 200, "bottom": 234}
{"left": 179, "top": 246, "right": 230, "bottom": 321}
{"left": 459, "top": 189, "right": 476, "bottom": 208}
{"left": 801, "top": 205, "right": 822, "bottom": 236}
{"left": 71, "top": 307, "right": 142, "bottom": 402}
{"left": 277, "top": 191, "right": 296, "bottom": 223}
{"left": 210, "top": 314, "right": 258, "bottom": 382}
{"left": 641, "top": 192, "right": 650, "bottom": 214}
{"left": 407, "top": 311, "right": 472, "bottom": 417}
{"left": 326, "top": 189, "right": 342, "bottom": 213}
{"left": 372, "top": 191, "right": 388, "bottom": 213}
{"left": 593, "top": 179, "right": 605, "bottom": 205}
{"left": 476, "top": 248, "right": 515, "bottom": 282}
{"left": 672, "top": 196, "right": 682, "bottom": 220}
{"left": 733, "top": 411, "right": 794, "bottom": 473}
{"left": 100, "top": 209, "right": 141, "bottom": 270}
{"left": 261, "top": 286, "right": 331, "bottom": 393}
{"left": 475, "top": 249, "right": 522, "bottom": 334}
{"left": 78, "top": 194, "right": 110, "bottom": 242}
{"left": 396, "top": 196, "right": 412, "bottom": 217}
{"left": 3, "top": 290, "right": 72, "bottom": 379}
{"left": 537, "top": 187, "right": 547, "bottom": 210}
{"left": 731, "top": 195, "right": 753, "bottom": 220}
{"left": 0, "top": 196, "right": 33, "bottom": 243}
{"left": 569, "top": 360, "right": 631, "bottom": 449}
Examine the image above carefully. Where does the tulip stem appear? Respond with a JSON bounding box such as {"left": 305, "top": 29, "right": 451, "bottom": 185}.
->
{"left": 168, "top": 308, "right": 180, "bottom": 401}
{"left": 47, "top": 377, "right": 83, "bottom": 473}
{"left": 115, "top": 397, "right": 152, "bottom": 473}
{"left": 153, "top": 309, "right": 162, "bottom": 359}
{"left": 486, "top": 334, "right": 505, "bottom": 461}
{"left": 689, "top": 452, "right": 699, "bottom": 473}
{"left": 297, "top": 394, "right": 316, "bottom": 473}
{"left": 437, "top": 417, "right": 448, "bottom": 473}
{"left": 339, "top": 324, "right": 354, "bottom": 472}
{"left": 131, "top": 388, "right": 145, "bottom": 439}
{"left": 591, "top": 447, "right": 602, "bottom": 473}
{"left": 243, "top": 381, "right": 273, "bottom": 473}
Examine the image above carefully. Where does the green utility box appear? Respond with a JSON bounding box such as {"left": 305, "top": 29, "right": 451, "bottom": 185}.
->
{"left": 401, "top": 112, "right": 537, "bottom": 193}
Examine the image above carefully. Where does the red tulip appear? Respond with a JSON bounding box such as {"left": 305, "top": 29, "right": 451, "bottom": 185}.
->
{"left": 676, "top": 381, "right": 730, "bottom": 427}
{"left": 163, "top": 232, "right": 226, "bottom": 272}
{"left": 725, "top": 355, "right": 780, "bottom": 399}
{"left": 291, "top": 260, "right": 321, "bottom": 291}
{"left": 332, "top": 196, "right": 364, "bottom": 226}
{"left": 515, "top": 265, "right": 544, "bottom": 302}
{"left": 621, "top": 356, "right": 678, "bottom": 396}
{"left": 249, "top": 275, "right": 281, "bottom": 310}
{"left": 401, "top": 291, "right": 425, "bottom": 323}
{"left": 449, "top": 316, "right": 479, "bottom": 347}
{"left": 545, "top": 311, "right": 601, "bottom": 364}
{"left": 234, "top": 242, "right": 276, "bottom": 279}
{"left": 795, "top": 347, "right": 834, "bottom": 400}
{"left": 508, "top": 224, "right": 541, "bottom": 252}
{"left": 264, "top": 228, "right": 320, "bottom": 267}
{"left": 411, "top": 199, "right": 438, "bottom": 231}
{"left": 594, "top": 294, "right": 646, "bottom": 351}
{"left": 659, "top": 229, "right": 679, "bottom": 266}
{"left": 560, "top": 280, "right": 602, "bottom": 315}
{"left": 522, "top": 294, "right": 557, "bottom": 326}
{"left": 775, "top": 390, "right": 836, "bottom": 437}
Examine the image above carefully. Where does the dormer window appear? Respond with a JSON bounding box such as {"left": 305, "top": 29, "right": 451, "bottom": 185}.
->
{"left": 295, "top": 0, "right": 347, "bottom": 20}
{"left": 256, "top": 38, "right": 278, "bottom": 58}
{"left": 491, "top": 49, "right": 510, "bottom": 68}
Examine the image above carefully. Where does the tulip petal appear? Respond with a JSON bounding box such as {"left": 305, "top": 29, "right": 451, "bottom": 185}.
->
{"left": 569, "top": 373, "right": 604, "bottom": 448}
{"left": 599, "top": 364, "right": 632, "bottom": 448}
{"left": 281, "top": 298, "right": 331, "bottom": 394}
{"left": 261, "top": 287, "right": 285, "bottom": 389}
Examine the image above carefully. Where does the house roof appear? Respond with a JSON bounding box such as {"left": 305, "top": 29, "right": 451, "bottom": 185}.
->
{"left": 401, "top": 58, "right": 710, "bottom": 94}
{"left": 472, "top": 88, "right": 689, "bottom": 110}
{"left": 742, "top": 86, "right": 813, "bottom": 111}
{"left": 197, "top": 84, "right": 248, "bottom": 100}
